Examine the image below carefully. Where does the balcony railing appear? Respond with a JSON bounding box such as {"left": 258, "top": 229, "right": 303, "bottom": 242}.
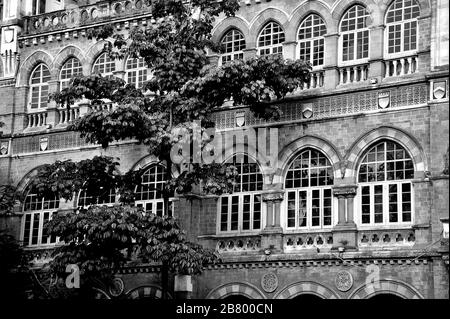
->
{"left": 22, "top": 0, "right": 151, "bottom": 36}
{"left": 338, "top": 63, "right": 369, "bottom": 85}
{"left": 57, "top": 106, "right": 80, "bottom": 126}
{"left": 358, "top": 229, "right": 415, "bottom": 249}
{"left": 217, "top": 236, "right": 261, "bottom": 253}
{"left": 284, "top": 232, "right": 333, "bottom": 252}
{"left": 26, "top": 110, "right": 48, "bottom": 129}
{"left": 384, "top": 55, "right": 418, "bottom": 78}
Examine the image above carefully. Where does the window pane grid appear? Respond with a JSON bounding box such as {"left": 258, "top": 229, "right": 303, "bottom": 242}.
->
{"left": 386, "top": 0, "right": 419, "bottom": 54}
{"left": 258, "top": 22, "right": 285, "bottom": 56}
{"left": 92, "top": 53, "right": 116, "bottom": 76}
{"left": 340, "top": 5, "right": 369, "bottom": 62}
{"left": 358, "top": 141, "right": 414, "bottom": 226}
{"left": 78, "top": 187, "right": 116, "bottom": 207}
{"left": 126, "top": 57, "right": 149, "bottom": 89}
{"left": 221, "top": 29, "right": 246, "bottom": 64}
{"left": 298, "top": 14, "right": 326, "bottom": 66}
{"left": 60, "top": 58, "right": 83, "bottom": 90}
{"left": 30, "top": 64, "right": 50, "bottom": 109}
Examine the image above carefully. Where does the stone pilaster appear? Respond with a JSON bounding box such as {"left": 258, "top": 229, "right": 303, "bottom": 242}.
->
{"left": 368, "top": 25, "right": 385, "bottom": 82}
{"left": 332, "top": 185, "right": 358, "bottom": 250}
{"left": 282, "top": 41, "right": 297, "bottom": 60}
{"left": 260, "top": 191, "right": 284, "bottom": 253}
{"left": 208, "top": 55, "right": 220, "bottom": 66}
{"left": 323, "top": 33, "right": 339, "bottom": 89}
{"left": 243, "top": 48, "right": 257, "bottom": 61}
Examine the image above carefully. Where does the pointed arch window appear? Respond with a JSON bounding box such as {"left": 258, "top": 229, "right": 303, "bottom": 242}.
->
{"left": 135, "top": 164, "right": 172, "bottom": 216}
{"left": 22, "top": 187, "right": 59, "bottom": 247}
{"left": 92, "top": 52, "right": 116, "bottom": 77}
{"left": 285, "top": 148, "right": 334, "bottom": 229}
{"left": 29, "top": 64, "right": 51, "bottom": 109}
{"left": 77, "top": 185, "right": 116, "bottom": 208}
{"left": 385, "top": 0, "right": 420, "bottom": 56}
{"left": 358, "top": 140, "right": 414, "bottom": 225}
{"left": 220, "top": 29, "right": 246, "bottom": 64}
{"left": 219, "top": 154, "right": 263, "bottom": 233}
{"left": 297, "top": 14, "right": 327, "bottom": 67}
{"left": 60, "top": 58, "right": 83, "bottom": 90}
{"left": 339, "top": 5, "right": 370, "bottom": 63}
{"left": 257, "top": 22, "right": 285, "bottom": 56}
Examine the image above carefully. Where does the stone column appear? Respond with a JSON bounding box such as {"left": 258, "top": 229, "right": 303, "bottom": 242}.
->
{"left": 323, "top": 33, "right": 339, "bottom": 89}
{"left": 282, "top": 41, "right": 297, "bottom": 60}
{"left": 260, "top": 191, "right": 284, "bottom": 253}
{"left": 174, "top": 275, "right": 193, "bottom": 299}
{"left": 243, "top": 48, "right": 257, "bottom": 61}
{"left": 368, "top": 25, "right": 385, "bottom": 82}
{"left": 332, "top": 185, "right": 358, "bottom": 250}
{"left": 46, "top": 79, "right": 60, "bottom": 128}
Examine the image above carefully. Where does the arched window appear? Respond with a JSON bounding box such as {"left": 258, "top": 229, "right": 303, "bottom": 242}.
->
{"left": 126, "top": 57, "right": 149, "bottom": 89}
{"left": 340, "top": 5, "right": 370, "bottom": 62}
{"left": 297, "top": 14, "right": 327, "bottom": 67}
{"left": 77, "top": 186, "right": 116, "bottom": 207}
{"left": 92, "top": 52, "right": 116, "bottom": 76}
{"left": 22, "top": 187, "right": 59, "bottom": 247}
{"left": 358, "top": 141, "right": 414, "bottom": 225}
{"left": 257, "top": 22, "right": 285, "bottom": 56}
{"left": 219, "top": 155, "right": 263, "bottom": 233}
{"left": 29, "top": 64, "right": 51, "bottom": 109}
{"left": 220, "top": 29, "right": 246, "bottom": 64}
{"left": 285, "top": 149, "right": 334, "bottom": 229}
{"left": 60, "top": 58, "right": 83, "bottom": 90}
{"left": 135, "top": 164, "right": 172, "bottom": 216}
{"left": 385, "top": 0, "right": 420, "bottom": 55}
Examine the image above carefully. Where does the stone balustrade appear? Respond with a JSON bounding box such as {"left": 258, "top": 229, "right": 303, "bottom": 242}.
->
{"left": 26, "top": 110, "right": 48, "bottom": 129}
{"left": 22, "top": 0, "right": 150, "bottom": 36}
{"left": 284, "top": 232, "right": 333, "bottom": 251}
{"left": 338, "top": 64, "right": 369, "bottom": 85}
{"left": 384, "top": 55, "right": 418, "bottom": 78}
{"left": 57, "top": 106, "right": 81, "bottom": 126}
{"left": 216, "top": 236, "right": 261, "bottom": 253}
{"left": 358, "top": 229, "right": 415, "bottom": 248}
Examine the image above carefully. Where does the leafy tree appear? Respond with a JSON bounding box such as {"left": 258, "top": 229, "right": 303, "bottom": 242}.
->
{"left": 34, "top": 0, "right": 311, "bottom": 298}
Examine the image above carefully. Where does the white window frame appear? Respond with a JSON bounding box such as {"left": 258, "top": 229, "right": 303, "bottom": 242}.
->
{"left": 217, "top": 192, "right": 265, "bottom": 235}
{"left": 297, "top": 14, "right": 327, "bottom": 69}
{"left": 284, "top": 187, "right": 335, "bottom": 231}
{"left": 59, "top": 57, "right": 83, "bottom": 91}
{"left": 383, "top": 0, "right": 420, "bottom": 59}
{"left": 257, "top": 21, "right": 285, "bottom": 57}
{"left": 125, "top": 57, "right": 150, "bottom": 89}
{"left": 338, "top": 5, "right": 370, "bottom": 66}
{"left": 92, "top": 52, "right": 116, "bottom": 77}
{"left": 220, "top": 29, "right": 246, "bottom": 66}
{"left": 29, "top": 63, "right": 50, "bottom": 111}
{"left": 356, "top": 181, "right": 414, "bottom": 229}
{"left": 21, "top": 191, "right": 60, "bottom": 248}
{"left": 77, "top": 187, "right": 117, "bottom": 208}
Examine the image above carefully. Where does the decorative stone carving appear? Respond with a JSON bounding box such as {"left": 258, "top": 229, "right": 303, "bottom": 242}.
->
{"left": 332, "top": 185, "right": 357, "bottom": 198}
{"left": 262, "top": 192, "right": 284, "bottom": 202}
{"left": 335, "top": 270, "right": 353, "bottom": 292}
{"left": 261, "top": 272, "right": 278, "bottom": 293}
{"left": 109, "top": 277, "right": 124, "bottom": 297}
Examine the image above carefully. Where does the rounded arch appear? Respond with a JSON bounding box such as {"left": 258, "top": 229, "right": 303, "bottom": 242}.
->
{"left": 130, "top": 154, "right": 180, "bottom": 178}
{"left": 332, "top": 1, "right": 381, "bottom": 27}
{"left": 349, "top": 279, "right": 424, "bottom": 299}
{"left": 345, "top": 126, "right": 427, "bottom": 179}
{"left": 274, "top": 135, "right": 342, "bottom": 184}
{"left": 85, "top": 40, "right": 110, "bottom": 74}
{"left": 382, "top": 0, "right": 431, "bottom": 18}
{"left": 274, "top": 281, "right": 339, "bottom": 299}
{"left": 206, "top": 282, "right": 266, "bottom": 299}
{"left": 290, "top": 2, "right": 336, "bottom": 38}
{"left": 52, "top": 45, "right": 87, "bottom": 77}
{"left": 126, "top": 285, "right": 171, "bottom": 299}
{"left": 212, "top": 16, "right": 251, "bottom": 47}
{"left": 250, "top": 8, "right": 290, "bottom": 44}
{"left": 17, "top": 50, "right": 54, "bottom": 86}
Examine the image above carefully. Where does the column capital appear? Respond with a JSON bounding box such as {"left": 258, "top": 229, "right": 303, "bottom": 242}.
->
{"left": 262, "top": 191, "right": 284, "bottom": 202}
{"left": 332, "top": 185, "right": 358, "bottom": 198}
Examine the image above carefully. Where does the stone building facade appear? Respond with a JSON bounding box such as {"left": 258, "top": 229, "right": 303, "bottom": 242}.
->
{"left": 0, "top": 0, "right": 448, "bottom": 299}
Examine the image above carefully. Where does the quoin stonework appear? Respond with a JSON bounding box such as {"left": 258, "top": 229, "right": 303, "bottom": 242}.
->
{"left": 0, "top": 0, "right": 448, "bottom": 300}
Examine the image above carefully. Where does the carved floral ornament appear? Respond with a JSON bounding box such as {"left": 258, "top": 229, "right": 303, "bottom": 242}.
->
{"left": 335, "top": 270, "right": 353, "bottom": 292}
{"left": 262, "top": 192, "right": 284, "bottom": 202}
{"left": 261, "top": 272, "right": 279, "bottom": 293}
{"left": 332, "top": 185, "right": 357, "bottom": 198}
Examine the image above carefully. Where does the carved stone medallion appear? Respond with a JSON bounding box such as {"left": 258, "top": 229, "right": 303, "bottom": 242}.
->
{"left": 261, "top": 272, "right": 278, "bottom": 293}
{"left": 335, "top": 270, "right": 353, "bottom": 292}
{"left": 109, "top": 277, "right": 124, "bottom": 297}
